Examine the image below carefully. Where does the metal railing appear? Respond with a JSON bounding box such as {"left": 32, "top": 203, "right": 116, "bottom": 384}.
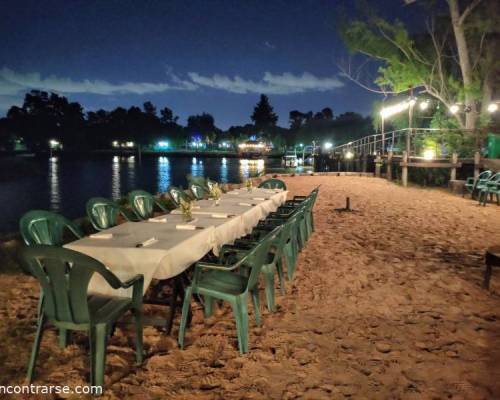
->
{"left": 330, "top": 128, "right": 480, "bottom": 158}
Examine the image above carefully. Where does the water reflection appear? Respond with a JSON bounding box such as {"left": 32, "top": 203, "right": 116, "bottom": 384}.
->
{"left": 48, "top": 157, "right": 60, "bottom": 211}
{"left": 126, "top": 155, "right": 136, "bottom": 189}
{"left": 239, "top": 159, "right": 265, "bottom": 180}
{"left": 220, "top": 157, "right": 228, "bottom": 183}
{"left": 111, "top": 156, "right": 121, "bottom": 200}
{"left": 191, "top": 156, "right": 204, "bottom": 178}
{"left": 157, "top": 156, "right": 171, "bottom": 193}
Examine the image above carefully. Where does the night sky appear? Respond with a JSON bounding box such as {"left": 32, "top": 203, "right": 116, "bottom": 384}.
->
{"left": 0, "top": 0, "right": 422, "bottom": 128}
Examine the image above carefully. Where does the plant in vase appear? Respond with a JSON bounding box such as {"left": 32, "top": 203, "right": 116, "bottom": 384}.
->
{"left": 245, "top": 178, "right": 253, "bottom": 192}
{"left": 209, "top": 183, "right": 222, "bottom": 206}
{"left": 179, "top": 198, "right": 193, "bottom": 222}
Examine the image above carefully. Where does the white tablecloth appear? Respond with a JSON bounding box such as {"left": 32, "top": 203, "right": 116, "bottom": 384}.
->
{"left": 64, "top": 188, "right": 287, "bottom": 297}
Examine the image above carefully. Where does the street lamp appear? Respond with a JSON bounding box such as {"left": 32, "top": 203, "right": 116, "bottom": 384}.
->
{"left": 324, "top": 142, "right": 333, "bottom": 150}
{"left": 449, "top": 104, "right": 460, "bottom": 114}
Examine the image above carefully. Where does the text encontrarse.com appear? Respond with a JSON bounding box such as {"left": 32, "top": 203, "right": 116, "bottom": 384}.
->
{"left": 0, "top": 385, "right": 102, "bottom": 396}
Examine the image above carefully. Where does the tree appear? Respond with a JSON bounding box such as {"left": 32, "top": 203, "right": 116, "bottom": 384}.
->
{"left": 251, "top": 94, "right": 278, "bottom": 134}
{"left": 187, "top": 113, "right": 218, "bottom": 144}
{"left": 322, "top": 107, "right": 334, "bottom": 120}
{"left": 143, "top": 101, "right": 157, "bottom": 116}
{"left": 339, "top": 0, "right": 499, "bottom": 129}
{"left": 159, "top": 106, "right": 179, "bottom": 124}
{"left": 289, "top": 110, "right": 306, "bottom": 130}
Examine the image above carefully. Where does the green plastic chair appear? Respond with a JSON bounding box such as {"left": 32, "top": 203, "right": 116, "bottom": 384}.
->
{"left": 258, "top": 178, "right": 287, "bottom": 190}
{"left": 465, "top": 170, "right": 492, "bottom": 198}
{"left": 128, "top": 190, "right": 168, "bottom": 220}
{"left": 230, "top": 220, "right": 293, "bottom": 310}
{"left": 479, "top": 172, "right": 500, "bottom": 206}
{"left": 189, "top": 183, "right": 206, "bottom": 200}
{"left": 20, "top": 210, "right": 83, "bottom": 247}
{"left": 86, "top": 197, "right": 132, "bottom": 231}
{"left": 19, "top": 210, "right": 84, "bottom": 348}
{"left": 167, "top": 186, "right": 192, "bottom": 207}
{"left": 21, "top": 245, "right": 144, "bottom": 391}
{"left": 178, "top": 227, "right": 281, "bottom": 354}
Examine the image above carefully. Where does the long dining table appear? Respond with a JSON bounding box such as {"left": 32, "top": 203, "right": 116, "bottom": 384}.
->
{"left": 64, "top": 187, "right": 288, "bottom": 299}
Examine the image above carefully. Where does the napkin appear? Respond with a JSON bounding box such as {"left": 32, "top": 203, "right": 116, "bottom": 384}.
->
{"left": 252, "top": 197, "right": 266, "bottom": 201}
{"left": 211, "top": 213, "right": 228, "bottom": 219}
{"left": 176, "top": 224, "right": 197, "bottom": 230}
{"left": 148, "top": 217, "right": 167, "bottom": 223}
{"left": 90, "top": 233, "right": 113, "bottom": 239}
{"left": 238, "top": 202, "right": 252, "bottom": 206}
{"left": 136, "top": 237, "right": 158, "bottom": 247}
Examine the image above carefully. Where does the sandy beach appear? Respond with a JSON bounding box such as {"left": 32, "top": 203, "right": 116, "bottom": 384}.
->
{"left": 1, "top": 175, "right": 500, "bottom": 399}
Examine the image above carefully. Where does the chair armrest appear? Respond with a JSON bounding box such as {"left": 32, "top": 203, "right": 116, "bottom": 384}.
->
{"left": 195, "top": 261, "right": 241, "bottom": 271}
{"left": 120, "top": 274, "right": 144, "bottom": 288}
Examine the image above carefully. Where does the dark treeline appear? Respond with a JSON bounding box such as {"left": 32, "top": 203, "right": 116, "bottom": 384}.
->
{"left": 0, "top": 91, "right": 373, "bottom": 152}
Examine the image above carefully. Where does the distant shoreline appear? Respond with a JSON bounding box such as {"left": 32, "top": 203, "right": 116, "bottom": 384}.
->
{"left": 0, "top": 149, "right": 286, "bottom": 159}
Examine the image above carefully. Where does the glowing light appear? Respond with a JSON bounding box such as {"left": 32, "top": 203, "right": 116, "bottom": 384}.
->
{"left": 423, "top": 148, "right": 435, "bottom": 160}
{"left": 488, "top": 103, "right": 498, "bottom": 113}
{"left": 113, "top": 156, "right": 119, "bottom": 163}
{"left": 419, "top": 101, "right": 429, "bottom": 111}
{"left": 324, "top": 142, "right": 333, "bottom": 150}
{"left": 192, "top": 157, "right": 197, "bottom": 164}
{"left": 299, "top": 143, "right": 304, "bottom": 147}
{"left": 49, "top": 139, "right": 60, "bottom": 148}
{"left": 125, "top": 141, "right": 134, "bottom": 148}
{"left": 449, "top": 104, "right": 460, "bottom": 114}
{"left": 380, "top": 100, "right": 410, "bottom": 119}
{"left": 345, "top": 151, "right": 354, "bottom": 159}
{"left": 408, "top": 98, "right": 416, "bottom": 107}
{"left": 112, "top": 140, "right": 119, "bottom": 147}
{"left": 222, "top": 157, "right": 227, "bottom": 164}
{"left": 157, "top": 141, "right": 169, "bottom": 148}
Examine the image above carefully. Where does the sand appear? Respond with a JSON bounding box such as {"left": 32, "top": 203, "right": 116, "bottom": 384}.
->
{"left": 1, "top": 175, "right": 500, "bottom": 399}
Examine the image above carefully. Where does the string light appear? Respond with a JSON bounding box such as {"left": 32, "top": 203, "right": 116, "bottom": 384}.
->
{"left": 488, "top": 103, "right": 498, "bottom": 113}
{"left": 449, "top": 104, "right": 460, "bottom": 114}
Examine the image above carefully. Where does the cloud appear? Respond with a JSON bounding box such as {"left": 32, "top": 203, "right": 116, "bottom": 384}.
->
{"left": 187, "top": 71, "right": 344, "bottom": 95}
{"left": 0, "top": 67, "right": 197, "bottom": 96}
{"left": 264, "top": 41, "right": 276, "bottom": 50}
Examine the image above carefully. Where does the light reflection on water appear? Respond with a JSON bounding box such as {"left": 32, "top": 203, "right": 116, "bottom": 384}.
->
{"left": 111, "top": 156, "right": 121, "bottom": 200}
{"left": 190, "top": 156, "right": 204, "bottom": 179}
{"left": 220, "top": 157, "right": 228, "bottom": 183}
{"left": 239, "top": 159, "right": 265, "bottom": 180}
{"left": 48, "top": 157, "right": 60, "bottom": 211}
{"left": 126, "top": 155, "right": 136, "bottom": 189}
{"left": 157, "top": 156, "right": 171, "bottom": 192}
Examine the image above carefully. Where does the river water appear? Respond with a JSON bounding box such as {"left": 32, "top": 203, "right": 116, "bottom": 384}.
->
{"left": 0, "top": 155, "right": 283, "bottom": 234}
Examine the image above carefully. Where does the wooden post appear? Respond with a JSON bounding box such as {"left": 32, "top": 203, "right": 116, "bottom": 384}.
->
{"left": 386, "top": 151, "right": 393, "bottom": 181}
{"left": 474, "top": 151, "right": 481, "bottom": 179}
{"left": 402, "top": 151, "right": 408, "bottom": 187}
{"left": 450, "top": 152, "right": 458, "bottom": 181}
{"left": 375, "top": 155, "right": 382, "bottom": 177}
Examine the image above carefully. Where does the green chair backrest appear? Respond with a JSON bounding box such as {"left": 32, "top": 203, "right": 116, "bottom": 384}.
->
{"left": 259, "top": 179, "right": 287, "bottom": 190}
{"left": 20, "top": 210, "right": 83, "bottom": 246}
{"left": 86, "top": 197, "right": 123, "bottom": 231}
{"left": 488, "top": 172, "right": 500, "bottom": 183}
{"left": 244, "top": 226, "right": 282, "bottom": 290}
{"left": 189, "top": 183, "right": 206, "bottom": 200}
{"left": 21, "top": 245, "right": 124, "bottom": 325}
{"left": 168, "top": 186, "right": 191, "bottom": 207}
{"left": 478, "top": 170, "right": 493, "bottom": 181}
{"left": 128, "top": 190, "right": 156, "bottom": 220}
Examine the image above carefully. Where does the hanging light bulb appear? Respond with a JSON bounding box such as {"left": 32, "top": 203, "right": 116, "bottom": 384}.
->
{"left": 449, "top": 104, "right": 460, "bottom": 114}
{"left": 419, "top": 100, "right": 429, "bottom": 111}
{"left": 488, "top": 103, "right": 498, "bottom": 113}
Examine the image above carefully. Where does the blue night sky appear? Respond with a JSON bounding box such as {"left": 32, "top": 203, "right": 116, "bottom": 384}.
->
{"left": 0, "top": 0, "right": 423, "bottom": 129}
